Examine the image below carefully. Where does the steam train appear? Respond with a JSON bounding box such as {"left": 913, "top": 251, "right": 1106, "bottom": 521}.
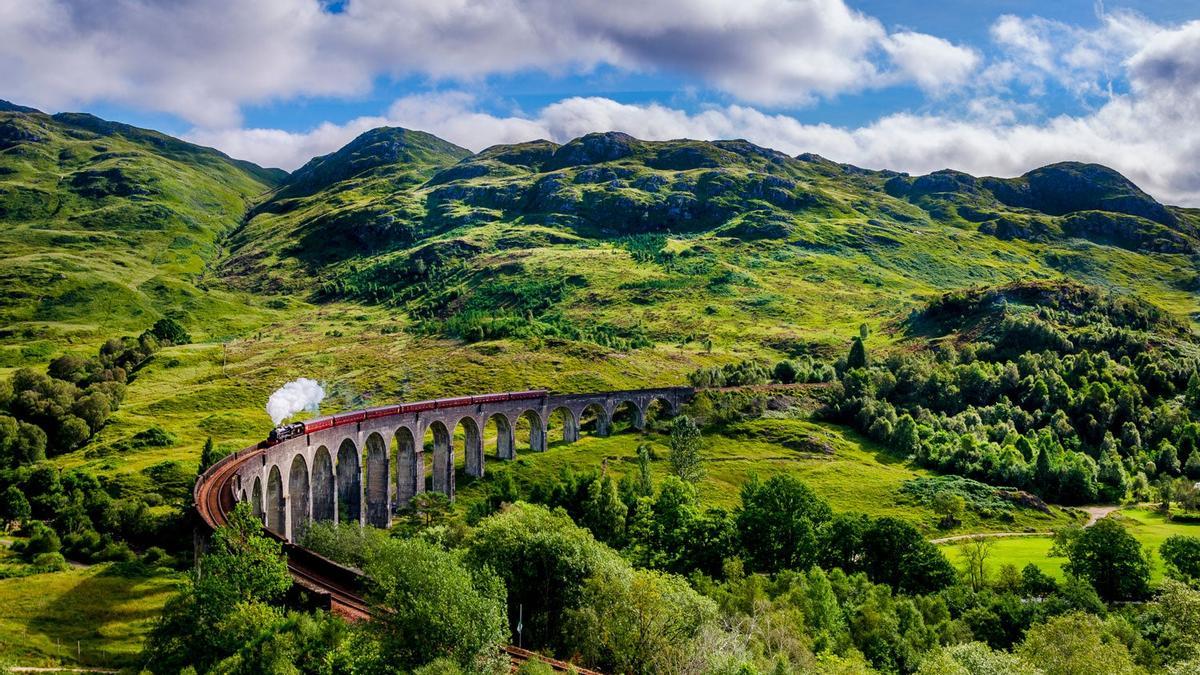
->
{"left": 263, "top": 390, "right": 548, "bottom": 447}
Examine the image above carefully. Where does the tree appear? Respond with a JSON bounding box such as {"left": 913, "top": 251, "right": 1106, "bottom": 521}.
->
{"left": 0, "top": 486, "right": 30, "bottom": 530}
{"left": 1159, "top": 440, "right": 1182, "bottom": 476}
{"left": 1018, "top": 612, "right": 1137, "bottom": 675}
{"left": 932, "top": 492, "right": 965, "bottom": 529}
{"left": 198, "top": 437, "right": 219, "bottom": 474}
{"left": 1161, "top": 535, "right": 1200, "bottom": 584}
{"left": 580, "top": 474, "right": 627, "bottom": 545}
{"left": 847, "top": 336, "right": 868, "bottom": 369}
{"left": 1096, "top": 446, "right": 1129, "bottom": 503}
{"left": 465, "top": 503, "right": 622, "bottom": 652}
{"left": 958, "top": 537, "right": 994, "bottom": 592}
{"left": 737, "top": 474, "right": 831, "bottom": 573}
{"left": 1186, "top": 449, "right": 1200, "bottom": 480}
{"left": 860, "top": 516, "right": 956, "bottom": 594}
{"left": 917, "top": 642, "right": 1039, "bottom": 675}
{"left": 54, "top": 415, "right": 91, "bottom": 452}
{"left": 566, "top": 567, "right": 717, "bottom": 674}
{"left": 1187, "top": 372, "right": 1200, "bottom": 409}
{"left": 150, "top": 317, "right": 191, "bottom": 346}
{"left": 1064, "top": 517, "right": 1150, "bottom": 601}
{"left": 633, "top": 443, "right": 654, "bottom": 498}
{"left": 144, "top": 502, "right": 291, "bottom": 673}
{"left": 366, "top": 537, "right": 507, "bottom": 673}
{"left": 667, "top": 415, "right": 704, "bottom": 483}
{"left": 893, "top": 414, "right": 921, "bottom": 457}
{"left": 773, "top": 360, "right": 798, "bottom": 384}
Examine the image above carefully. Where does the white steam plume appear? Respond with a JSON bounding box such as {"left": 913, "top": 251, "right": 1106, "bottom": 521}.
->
{"left": 266, "top": 378, "right": 326, "bottom": 425}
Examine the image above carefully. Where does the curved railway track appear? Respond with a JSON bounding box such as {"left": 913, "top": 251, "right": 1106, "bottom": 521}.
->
{"left": 195, "top": 442, "right": 597, "bottom": 672}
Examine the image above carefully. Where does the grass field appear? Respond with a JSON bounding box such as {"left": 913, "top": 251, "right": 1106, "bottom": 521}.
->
{"left": 940, "top": 507, "right": 1200, "bottom": 585}
{"left": 0, "top": 562, "right": 181, "bottom": 669}
{"left": 455, "top": 417, "right": 1074, "bottom": 536}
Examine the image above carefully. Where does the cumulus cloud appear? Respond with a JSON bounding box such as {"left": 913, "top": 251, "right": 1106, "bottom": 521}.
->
{"left": 0, "top": 0, "right": 976, "bottom": 125}
{"left": 881, "top": 32, "right": 980, "bottom": 93}
{"left": 194, "top": 37, "right": 1200, "bottom": 208}
{"left": 987, "top": 10, "right": 1161, "bottom": 100}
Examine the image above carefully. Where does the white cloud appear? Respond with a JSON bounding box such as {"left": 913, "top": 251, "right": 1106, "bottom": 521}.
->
{"left": 193, "top": 34, "right": 1200, "bottom": 208}
{"left": 987, "top": 10, "right": 1161, "bottom": 100}
{"left": 0, "top": 0, "right": 976, "bottom": 125}
{"left": 881, "top": 32, "right": 980, "bottom": 93}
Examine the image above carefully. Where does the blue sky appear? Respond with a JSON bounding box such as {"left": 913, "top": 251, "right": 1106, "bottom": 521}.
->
{"left": 4, "top": 1, "right": 1200, "bottom": 204}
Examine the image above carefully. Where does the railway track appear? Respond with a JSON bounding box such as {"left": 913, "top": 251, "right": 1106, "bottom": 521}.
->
{"left": 195, "top": 443, "right": 596, "bottom": 673}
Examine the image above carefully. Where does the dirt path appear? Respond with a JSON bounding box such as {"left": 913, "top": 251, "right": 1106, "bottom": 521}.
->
{"left": 931, "top": 505, "right": 1122, "bottom": 545}
{"left": 1081, "top": 505, "right": 1120, "bottom": 525}
{"left": 930, "top": 531, "right": 1052, "bottom": 545}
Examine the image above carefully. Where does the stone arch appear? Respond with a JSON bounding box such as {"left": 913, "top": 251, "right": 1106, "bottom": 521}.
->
{"left": 516, "top": 409, "right": 546, "bottom": 452}
{"left": 611, "top": 400, "right": 644, "bottom": 432}
{"left": 485, "top": 413, "right": 515, "bottom": 460}
{"left": 364, "top": 432, "right": 389, "bottom": 528}
{"left": 458, "top": 416, "right": 484, "bottom": 478}
{"left": 646, "top": 396, "right": 676, "bottom": 428}
{"left": 288, "top": 454, "right": 310, "bottom": 542}
{"left": 395, "top": 426, "right": 421, "bottom": 507}
{"left": 336, "top": 438, "right": 361, "bottom": 525}
{"left": 251, "top": 476, "right": 264, "bottom": 523}
{"left": 312, "top": 446, "right": 335, "bottom": 522}
{"left": 580, "top": 402, "right": 610, "bottom": 437}
{"left": 548, "top": 406, "right": 578, "bottom": 445}
{"left": 266, "top": 466, "right": 285, "bottom": 536}
{"left": 428, "top": 420, "right": 454, "bottom": 497}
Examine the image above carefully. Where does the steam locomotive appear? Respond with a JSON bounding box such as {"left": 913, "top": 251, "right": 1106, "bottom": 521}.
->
{"left": 263, "top": 390, "right": 548, "bottom": 447}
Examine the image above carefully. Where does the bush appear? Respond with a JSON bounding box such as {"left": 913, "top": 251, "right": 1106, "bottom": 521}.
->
{"left": 32, "top": 552, "right": 68, "bottom": 571}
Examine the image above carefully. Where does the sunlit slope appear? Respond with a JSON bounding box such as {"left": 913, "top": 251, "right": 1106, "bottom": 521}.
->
{"left": 0, "top": 102, "right": 285, "bottom": 365}
{"left": 226, "top": 130, "right": 1199, "bottom": 360}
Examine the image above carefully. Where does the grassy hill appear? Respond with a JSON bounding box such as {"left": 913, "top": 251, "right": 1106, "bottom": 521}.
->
{"left": 3, "top": 109, "right": 1200, "bottom": 668}
{"left": 0, "top": 102, "right": 287, "bottom": 369}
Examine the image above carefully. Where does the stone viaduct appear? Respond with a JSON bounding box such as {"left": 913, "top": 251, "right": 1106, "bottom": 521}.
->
{"left": 226, "top": 387, "right": 692, "bottom": 543}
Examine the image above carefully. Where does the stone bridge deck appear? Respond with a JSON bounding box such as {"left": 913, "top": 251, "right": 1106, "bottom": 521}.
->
{"left": 225, "top": 387, "right": 692, "bottom": 542}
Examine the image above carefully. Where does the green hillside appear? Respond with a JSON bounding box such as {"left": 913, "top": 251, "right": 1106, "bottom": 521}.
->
{"left": 3, "top": 110, "right": 1200, "bottom": 671}
{"left": 0, "top": 102, "right": 286, "bottom": 368}
{"left": 226, "top": 130, "right": 1199, "bottom": 363}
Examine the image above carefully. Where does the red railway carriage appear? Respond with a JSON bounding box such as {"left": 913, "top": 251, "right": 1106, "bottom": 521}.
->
{"left": 509, "top": 389, "right": 548, "bottom": 401}
{"left": 304, "top": 417, "right": 335, "bottom": 433}
{"left": 364, "top": 404, "right": 402, "bottom": 420}
{"left": 435, "top": 395, "right": 475, "bottom": 409}
{"left": 333, "top": 410, "right": 366, "bottom": 427}
{"left": 401, "top": 400, "right": 437, "bottom": 414}
{"left": 470, "top": 392, "right": 510, "bottom": 404}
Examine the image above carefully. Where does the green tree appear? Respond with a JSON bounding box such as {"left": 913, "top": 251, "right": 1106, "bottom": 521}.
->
{"left": 1018, "top": 612, "right": 1137, "bottom": 675}
{"left": 567, "top": 567, "right": 717, "bottom": 674}
{"left": 667, "top": 415, "right": 704, "bottom": 483}
{"left": 1097, "top": 445, "right": 1129, "bottom": 503}
{"left": 1159, "top": 440, "right": 1182, "bottom": 476}
{"left": 1187, "top": 372, "right": 1200, "bottom": 409}
{"left": 1161, "top": 535, "right": 1200, "bottom": 584}
{"left": 55, "top": 415, "right": 91, "bottom": 452}
{"left": 198, "top": 436, "right": 219, "bottom": 474}
{"left": 893, "top": 414, "right": 921, "bottom": 457}
{"left": 861, "top": 516, "right": 956, "bottom": 594}
{"left": 150, "top": 317, "right": 192, "bottom": 346}
{"left": 1185, "top": 449, "right": 1200, "bottom": 480}
{"left": 1064, "top": 517, "right": 1150, "bottom": 601}
{"left": 932, "top": 492, "right": 965, "bottom": 529}
{"left": 773, "top": 360, "right": 798, "bottom": 384}
{"left": 737, "top": 474, "right": 831, "bottom": 573}
{"left": 144, "top": 502, "right": 291, "bottom": 673}
{"left": 465, "top": 503, "right": 622, "bottom": 652}
{"left": 633, "top": 443, "right": 655, "bottom": 498}
{"left": 580, "top": 474, "right": 627, "bottom": 545}
{"left": 0, "top": 486, "right": 30, "bottom": 529}
{"left": 917, "top": 642, "right": 1040, "bottom": 675}
{"left": 366, "top": 537, "right": 507, "bottom": 673}
{"left": 847, "top": 336, "right": 868, "bottom": 369}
